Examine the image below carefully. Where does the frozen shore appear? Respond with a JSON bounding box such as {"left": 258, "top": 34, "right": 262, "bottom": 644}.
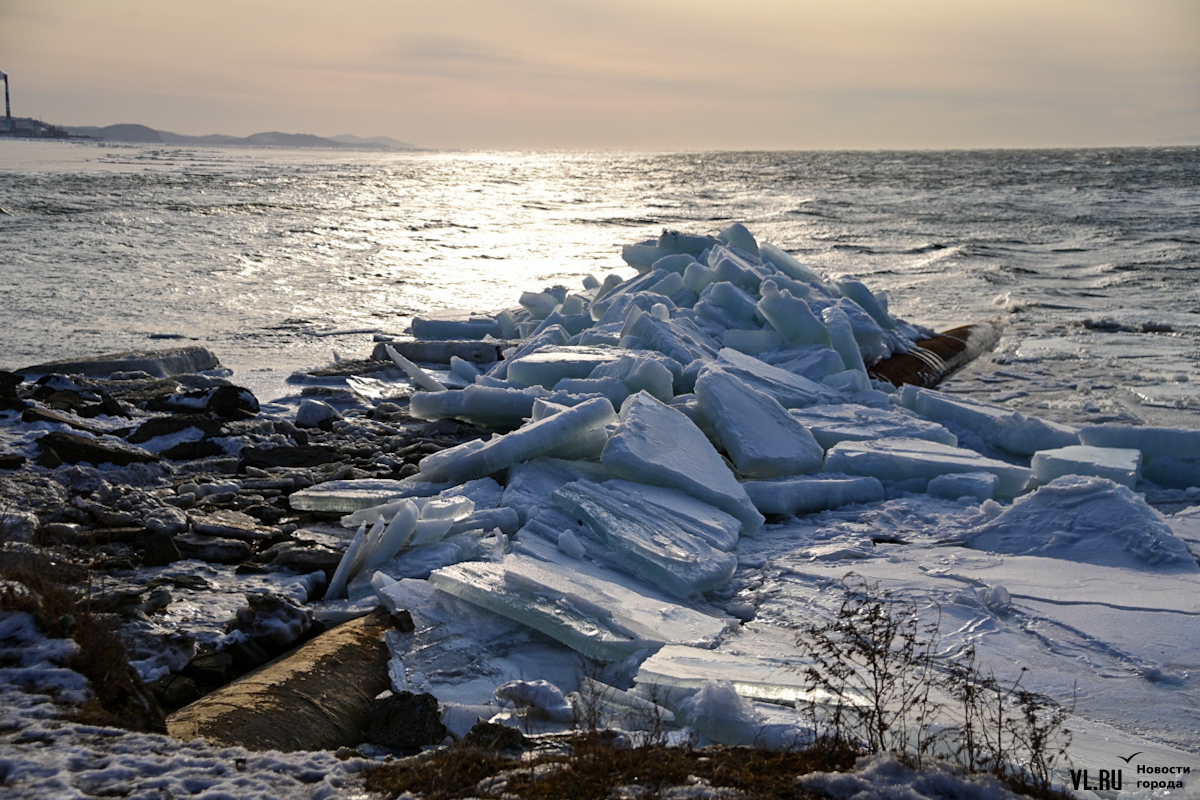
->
{"left": 2, "top": 224, "right": 1199, "bottom": 799}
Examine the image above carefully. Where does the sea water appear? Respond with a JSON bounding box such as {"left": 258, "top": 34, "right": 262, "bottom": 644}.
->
{"left": 1, "top": 140, "right": 1197, "bottom": 427}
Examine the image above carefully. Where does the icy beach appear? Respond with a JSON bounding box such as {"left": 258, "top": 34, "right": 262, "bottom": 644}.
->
{"left": 2, "top": 216, "right": 1199, "bottom": 799}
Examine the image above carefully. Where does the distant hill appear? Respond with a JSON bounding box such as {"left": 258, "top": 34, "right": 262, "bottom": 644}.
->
{"left": 65, "top": 124, "right": 416, "bottom": 150}
{"left": 329, "top": 134, "right": 416, "bottom": 150}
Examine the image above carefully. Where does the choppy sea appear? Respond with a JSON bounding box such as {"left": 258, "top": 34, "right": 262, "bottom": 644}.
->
{"left": 2, "top": 140, "right": 1197, "bottom": 426}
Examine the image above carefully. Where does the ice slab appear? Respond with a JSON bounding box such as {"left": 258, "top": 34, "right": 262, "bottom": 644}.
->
{"left": 1031, "top": 445, "right": 1142, "bottom": 488}
{"left": 823, "top": 437, "right": 1033, "bottom": 499}
{"left": 926, "top": 471, "right": 1000, "bottom": 502}
{"left": 635, "top": 645, "right": 818, "bottom": 707}
{"left": 900, "top": 385, "right": 1080, "bottom": 456}
{"left": 721, "top": 328, "right": 784, "bottom": 355}
{"left": 589, "top": 352, "right": 677, "bottom": 403}
{"left": 289, "top": 478, "right": 452, "bottom": 513}
{"left": 409, "top": 384, "right": 546, "bottom": 429}
{"left": 506, "top": 346, "right": 622, "bottom": 389}
{"left": 410, "top": 309, "right": 502, "bottom": 340}
{"left": 968, "top": 476, "right": 1198, "bottom": 572}
{"left": 1080, "top": 424, "right": 1200, "bottom": 489}
{"left": 788, "top": 403, "right": 958, "bottom": 451}
{"left": 418, "top": 396, "right": 617, "bottom": 485}
{"left": 552, "top": 480, "right": 737, "bottom": 598}
{"left": 742, "top": 474, "right": 886, "bottom": 517}
{"left": 601, "top": 392, "right": 764, "bottom": 534}
{"left": 694, "top": 368, "right": 824, "bottom": 479}
{"left": 757, "top": 281, "right": 828, "bottom": 346}
{"left": 603, "top": 479, "right": 740, "bottom": 552}
{"left": 429, "top": 553, "right": 731, "bottom": 662}
{"left": 714, "top": 348, "right": 840, "bottom": 408}
{"left": 502, "top": 457, "right": 614, "bottom": 524}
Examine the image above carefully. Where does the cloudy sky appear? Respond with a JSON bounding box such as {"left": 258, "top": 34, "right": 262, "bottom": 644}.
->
{"left": 3, "top": 0, "right": 1197, "bottom": 150}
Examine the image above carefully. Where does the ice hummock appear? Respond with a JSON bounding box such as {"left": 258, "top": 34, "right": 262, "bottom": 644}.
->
{"left": 281, "top": 222, "right": 1200, "bottom": 765}
{"left": 967, "top": 476, "right": 1198, "bottom": 572}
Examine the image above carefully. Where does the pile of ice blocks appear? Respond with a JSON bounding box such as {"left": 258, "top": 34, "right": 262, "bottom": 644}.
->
{"left": 292, "top": 222, "right": 1200, "bottom": 675}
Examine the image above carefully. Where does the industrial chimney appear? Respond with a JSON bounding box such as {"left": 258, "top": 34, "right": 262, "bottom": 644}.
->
{"left": 0, "top": 71, "right": 9, "bottom": 121}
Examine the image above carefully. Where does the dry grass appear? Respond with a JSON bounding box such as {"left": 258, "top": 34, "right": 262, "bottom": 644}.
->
{"left": 363, "top": 733, "right": 857, "bottom": 800}
{"left": 0, "top": 540, "right": 166, "bottom": 732}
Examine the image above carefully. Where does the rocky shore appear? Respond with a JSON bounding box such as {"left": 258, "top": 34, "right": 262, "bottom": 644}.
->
{"left": 0, "top": 345, "right": 492, "bottom": 732}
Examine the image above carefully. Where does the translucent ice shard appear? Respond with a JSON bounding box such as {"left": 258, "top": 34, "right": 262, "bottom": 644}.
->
{"left": 900, "top": 385, "right": 1080, "bottom": 457}
{"left": 410, "top": 309, "right": 502, "bottom": 341}
{"left": 1079, "top": 424, "right": 1200, "bottom": 461}
{"left": 823, "top": 437, "right": 1033, "bottom": 498}
{"left": 429, "top": 554, "right": 731, "bottom": 661}
{"left": 927, "top": 471, "right": 1000, "bottom": 502}
{"left": 506, "top": 346, "right": 623, "bottom": 389}
{"left": 694, "top": 368, "right": 824, "bottom": 479}
{"left": 601, "top": 392, "right": 764, "bottom": 534}
{"left": 635, "top": 644, "right": 819, "bottom": 706}
{"left": 290, "top": 478, "right": 451, "bottom": 513}
{"left": 788, "top": 403, "right": 958, "bottom": 450}
{"left": 419, "top": 396, "right": 617, "bottom": 485}
{"left": 742, "top": 474, "right": 886, "bottom": 516}
{"left": 409, "top": 384, "right": 546, "bottom": 429}
{"left": 552, "top": 480, "right": 737, "bottom": 597}
{"left": 967, "top": 476, "right": 1197, "bottom": 572}
{"left": 714, "top": 348, "right": 839, "bottom": 408}
{"left": 603, "top": 479, "right": 740, "bottom": 552}
{"left": 589, "top": 353, "right": 677, "bottom": 403}
{"left": 821, "top": 306, "right": 869, "bottom": 385}
{"left": 1080, "top": 424, "right": 1200, "bottom": 488}
{"left": 756, "top": 280, "right": 828, "bottom": 346}
{"left": 1032, "top": 445, "right": 1142, "bottom": 488}
{"left": 384, "top": 343, "right": 447, "bottom": 392}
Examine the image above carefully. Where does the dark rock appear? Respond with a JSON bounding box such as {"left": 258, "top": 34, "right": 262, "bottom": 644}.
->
{"left": 127, "top": 415, "right": 225, "bottom": 444}
{"left": 240, "top": 444, "right": 342, "bottom": 470}
{"left": 255, "top": 540, "right": 343, "bottom": 572}
{"left": 0, "top": 370, "right": 23, "bottom": 395}
{"left": 0, "top": 453, "right": 26, "bottom": 469}
{"left": 143, "top": 506, "right": 190, "bottom": 536}
{"left": 149, "top": 674, "right": 203, "bottom": 712}
{"left": 181, "top": 651, "right": 234, "bottom": 684}
{"left": 173, "top": 532, "right": 253, "bottom": 564}
{"left": 230, "top": 593, "right": 313, "bottom": 650}
{"left": 162, "top": 439, "right": 227, "bottom": 461}
{"left": 207, "top": 385, "right": 259, "bottom": 420}
{"left": 189, "top": 509, "right": 273, "bottom": 541}
{"left": 363, "top": 691, "right": 448, "bottom": 753}
{"left": 390, "top": 610, "right": 415, "bottom": 633}
{"left": 460, "top": 719, "right": 529, "bottom": 752}
{"left": 140, "top": 530, "right": 181, "bottom": 567}
{"left": 34, "top": 447, "right": 63, "bottom": 468}
{"left": 295, "top": 398, "right": 342, "bottom": 429}
{"left": 36, "top": 431, "right": 159, "bottom": 467}
{"left": 21, "top": 405, "right": 107, "bottom": 434}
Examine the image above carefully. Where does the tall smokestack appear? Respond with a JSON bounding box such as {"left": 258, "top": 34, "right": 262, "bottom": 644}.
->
{"left": 0, "top": 71, "right": 9, "bottom": 120}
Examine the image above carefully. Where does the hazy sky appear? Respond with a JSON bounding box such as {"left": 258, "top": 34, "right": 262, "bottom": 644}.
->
{"left": 2, "top": 0, "right": 1197, "bottom": 150}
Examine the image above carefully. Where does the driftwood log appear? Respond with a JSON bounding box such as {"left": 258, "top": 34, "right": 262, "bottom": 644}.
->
{"left": 166, "top": 608, "right": 393, "bottom": 752}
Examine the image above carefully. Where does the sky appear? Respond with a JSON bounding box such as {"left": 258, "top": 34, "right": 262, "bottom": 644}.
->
{"left": 1, "top": 0, "right": 1197, "bottom": 150}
